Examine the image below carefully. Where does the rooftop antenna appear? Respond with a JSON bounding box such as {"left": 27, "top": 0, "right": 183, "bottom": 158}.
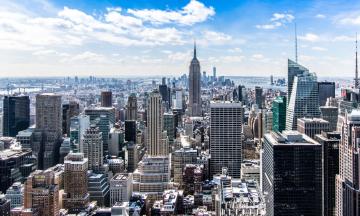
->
{"left": 295, "top": 22, "right": 298, "bottom": 63}
{"left": 355, "top": 33, "right": 359, "bottom": 88}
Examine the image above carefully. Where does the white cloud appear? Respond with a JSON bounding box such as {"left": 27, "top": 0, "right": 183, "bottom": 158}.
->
{"left": 127, "top": 0, "right": 215, "bottom": 26}
{"left": 61, "top": 51, "right": 106, "bottom": 63}
{"left": 315, "top": 14, "right": 326, "bottom": 19}
{"left": 168, "top": 51, "right": 192, "bottom": 61}
{"left": 338, "top": 15, "right": 360, "bottom": 25}
{"left": 201, "top": 30, "right": 232, "bottom": 45}
{"left": 256, "top": 13, "right": 294, "bottom": 30}
{"left": 252, "top": 54, "right": 264, "bottom": 59}
{"left": 333, "top": 35, "right": 354, "bottom": 42}
{"left": 298, "top": 33, "right": 319, "bottom": 42}
{"left": 312, "top": 46, "right": 327, "bottom": 51}
{"left": 228, "top": 47, "right": 242, "bottom": 53}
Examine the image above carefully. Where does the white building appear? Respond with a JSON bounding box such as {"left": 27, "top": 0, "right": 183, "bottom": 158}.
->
{"left": 110, "top": 173, "right": 133, "bottom": 206}
{"left": 5, "top": 182, "right": 24, "bottom": 209}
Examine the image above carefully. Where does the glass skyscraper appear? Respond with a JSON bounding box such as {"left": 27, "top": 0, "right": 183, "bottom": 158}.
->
{"left": 2, "top": 95, "right": 30, "bottom": 137}
{"left": 272, "top": 96, "right": 286, "bottom": 132}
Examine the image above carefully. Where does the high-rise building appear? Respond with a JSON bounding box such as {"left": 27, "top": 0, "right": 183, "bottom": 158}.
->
{"left": 0, "top": 146, "right": 34, "bottom": 193}
{"left": 85, "top": 107, "right": 115, "bottom": 154}
{"left": 109, "top": 127, "right": 125, "bottom": 157}
{"left": 82, "top": 126, "right": 103, "bottom": 172}
{"left": 213, "top": 66, "right": 217, "bottom": 81}
{"left": 318, "top": 82, "right": 335, "bottom": 106}
{"left": 34, "top": 93, "right": 62, "bottom": 169}
{"left": 2, "top": 95, "right": 30, "bottom": 137}
{"left": 147, "top": 90, "right": 168, "bottom": 156}
{"left": 315, "top": 131, "right": 340, "bottom": 216}
{"left": 286, "top": 71, "right": 320, "bottom": 130}
{"left": 320, "top": 106, "right": 338, "bottom": 131}
{"left": 210, "top": 102, "right": 243, "bottom": 178}
{"left": 272, "top": 96, "right": 286, "bottom": 132}
{"left": 101, "top": 91, "right": 112, "bottom": 107}
{"left": 125, "top": 142, "right": 139, "bottom": 172}
{"left": 297, "top": 117, "right": 330, "bottom": 139}
{"left": 287, "top": 59, "right": 309, "bottom": 105}
{"left": 188, "top": 43, "right": 202, "bottom": 116}
{"left": 163, "top": 112, "right": 175, "bottom": 144}
{"left": 62, "top": 101, "right": 79, "bottom": 136}
{"left": 172, "top": 147, "right": 197, "bottom": 185}
{"left": 125, "top": 120, "right": 136, "bottom": 143}
{"left": 110, "top": 173, "right": 133, "bottom": 206}
{"left": 336, "top": 110, "right": 360, "bottom": 216}
{"left": 262, "top": 131, "right": 322, "bottom": 216}
{"left": 69, "top": 114, "right": 90, "bottom": 152}
{"left": 88, "top": 172, "right": 110, "bottom": 207}
{"left": 0, "top": 194, "right": 10, "bottom": 216}
{"left": 63, "top": 153, "right": 89, "bottom": 213}
{"left": 234, "top": 85, "right": 246, "bottom": 102}
{"left": 126, "top": 93, "right": 137, "bottom": 121}
{"left": 5, "top": 182, "right": 24, "bottom": 209}
{"left": 255, "top": 86, "right": 263, "bottom": 109}
{"left": 159, "top": 83, "right": 171, "bottom": 110}
{"left": 24, "top": 169, "right": 59, "bottom": 216}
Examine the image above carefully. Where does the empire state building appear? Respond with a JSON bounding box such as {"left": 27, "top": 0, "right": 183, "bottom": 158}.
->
{"left": 188, "top": 42, "right": 202, "bottom": 116}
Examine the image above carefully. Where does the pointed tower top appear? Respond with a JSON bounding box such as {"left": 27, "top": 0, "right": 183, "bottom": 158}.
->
{"left": 194, "top": 40, "right": 197, "bottom": 59}
{"left": 355, "top": 32, "right": 359, "bottom": 88}
{"left": 295, "top": 22, "right": 298, "bottom": 63}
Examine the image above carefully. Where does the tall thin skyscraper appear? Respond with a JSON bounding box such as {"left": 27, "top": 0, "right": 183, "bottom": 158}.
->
{"left": 286, "top": 71, "right": 320, "bottom": 130}
{"left": 35, "top": 93, "right": 62, "bottom": 169}
{"left": 2, "top": 95, "right": 30, "bottom": 137}
{"left": 355, "top": 34, "right": 359, "bottom": 88}
{"left": 126, "top": 93, "right": 137, "bottom": 121}
{"left": 188, "top": 42, "right": 202, "bottom": 116}
{"left": 63, "top": 153, "right": 89, "bottom": 213}
{"left": 287, "top": 59, "right": 309, "bottom": 105}
{"left": 336, "top": 110, "right": 360, "bottom": 216}
{"left": 82, "top": 126, "right": 103, "bottom": 171}
{"left": 272, "top": 96, "right": 286, "bottom": 132}
{"left": 147, "top": 90, "right": 168, "bottom": 156}
{"left": 210, "top": 102, "right": 243, "bottom": 178}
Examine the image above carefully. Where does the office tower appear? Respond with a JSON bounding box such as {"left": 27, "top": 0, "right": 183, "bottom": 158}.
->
{"left": 110, "top": 173, "right": 133, "bottom": 206}
{"left": 5, "top": 182, "right": 24, "bottom": 209}
{"left": 24, "top": 169, "right": 59, "bottom": 216}
{"left": 126, "top": 93, "right": 137, "bottom": 121}
{"left": 88, "top": 172, "right": 110, "bottom": 207}
{"left": 147, "top": 90, "right": 168, "bottom": 156}
{"left": 318, "top": 82, "right": 335, "bottom": 106}
{"left": 210, "top": 102, "right": 243, "bottom": 178}
{"left": 315, "top": 131, "right": 340, "bottom": 216}
{"left": 101, "top": 91, "right": 112, "bottom": 107}
{"left": 234, "top": 85, "right": 246, "bottom": 102}
{"left": 163, "top": 112, "right": 175, "bottom": 144}
{"left": 63, "top": 153, "right": 89, "bottom": 213}
{"left": 34, "top": 93, "right": 62, "bottom": 169}
{"left": 213, "top": 66, "right": 217, "bottom": 80}
{"left": 109, "top": 127, "right": 125, "bottom": 157}
{"left": 85, "top": 107, "right": 115, "bottom": 154}
{"left": 0, "top": 194, "right": 10, "bottom": 216}
{"left": 82, "top": 126, "right": 103, "bottom": 171}
{"left": 297, "top": 118, "right": 330, "bottom": 139}
{"left": 125, "top": 142, "right": 139, "bottom": 172}
{"left": 270, "top": 75, "right": 274, "bottom": 85}
{"left": 286, "top": 71, "right": 321, "bottom": 130}
{"left": 59, "top": 138, "right": 71, "bottom": 163}
{"left": 355, "top": 35, "right": 359, "bottom": 88}
{"left": 262, "top": 131, "right": 322, "bottom": 216}
{"left": 0, "top": 146, "right": 33, "bottom": 193}
{"left": 255, "top": 86, "right": 263, "bottom": 109}
{"left": 62, "top": 101, "right": 79, "bottom": 136}
{"left": 159, "top": 83, "right": 171, "bottom": 110}
{"left": 188, "top": 42, "right": 202, "bottom": 116}
{"left": 172, "top": 147, "right": 198, "bottom": 185}
{"left": 336, "top": 110, "right": 360, "bottom": 216}
{"left": 263, "top": 110, "right": 273, "bottom": 133}
{"left": 2, "top": 95, "right": 30, "bottom": 137}
{"left": 125, "top": 120, "right": 136, "bottom": 143}
{"left": 69, "top": 114, "right": 90, "bottom": 152}
{"left": 173, "top": 88, "right": 184, "bottom": 110}
{"left": 287, "top": 59, "right": 309, "bottom": 105}
{"left": 16, "top": 128, "right": 34, "bottom": 149}
{"left": 320, "top": 106, "right": 338, "bottom": 131}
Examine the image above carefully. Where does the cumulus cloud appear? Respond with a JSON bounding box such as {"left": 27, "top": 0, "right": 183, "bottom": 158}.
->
{"left": 338, "top": 15, "right": 360, "bottom": 25}
{"left": 127, "top": 0, "right": 215, "bottom": 26}
{"left": 256, "top": 13, "right": 294, "bottom": 30}
{"left": 312, "top": 46, "right": 327, "bottom": 51}
{"left": 315, "top": 14, "right": 326, "bottom": 19}
{"left": 298, "top": 33, "right": 319, "bottom": 42}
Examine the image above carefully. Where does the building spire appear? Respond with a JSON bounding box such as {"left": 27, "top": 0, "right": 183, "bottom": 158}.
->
{"left": 194, "top": 40, "right": 197, "bottom": 59}
{"left": 355, "top": 33, "right": 359, "bottom": 88}
{"left": 295, "top": 22, "right": 298, "bottom": 63}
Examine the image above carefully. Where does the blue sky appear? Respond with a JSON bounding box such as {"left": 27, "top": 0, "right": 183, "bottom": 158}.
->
{"left": 1, "top": 0, "right": 360, "bottom": 77}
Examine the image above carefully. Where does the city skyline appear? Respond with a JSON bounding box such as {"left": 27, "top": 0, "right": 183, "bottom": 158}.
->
{"left": 1, "top": 0, "right": 360, "bottom": 77}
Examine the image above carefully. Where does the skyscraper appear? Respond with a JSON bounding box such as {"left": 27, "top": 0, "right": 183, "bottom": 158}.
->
{"left": 336, "top": 110, "right": 360, "bottom": 216}
{"left": 297, "top": 117, "right": 330, "bottom": 139}
{"left": 34, "top": 93, "right": 62, "bottom": 169}
{"left": 101, "top": 91, "right": 112, "bottom": 107}
{"left": 2, "top": 95, "right": 30, "bottom": 137}
{"left": 286, "top": 71, "right": 320, "bottom": 130}
{"left": 262, "top": 131, "right": 322, "bottom": 216}
{"left": 315, "top": 131, "right": 340, "bottom": 216}
{"left": 255, "top": 86, "right": 263, "bottom": 109}
{"left": 318, "top": 81, "right": 335, "bottom": 106}
{"left": 147, "top": 90, "right": 168, "bottom": 156}
{"left": 287, "top": 59, "right": 309, "bottom": 105}
{"left": 272, "top": 96, "right": 286, "bottom": 132}
{"left": 63, "top": 153, "right": 89, "bottom": 213}
{"left": 126, "top": 93, "right": 137, "bottom": 121}
{"left": 210, "top": 102, "right": 243, "bottom": 178}
{"left": 188, "top": 42, "right": 202, "bottom": 116}
{"left": 82, "top": 126, "right": 103, "bottom": 172}
{"left": 62, "top": 101, "right": 79, "bottom": 136}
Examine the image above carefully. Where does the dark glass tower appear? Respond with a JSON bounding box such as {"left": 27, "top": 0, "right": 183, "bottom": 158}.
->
{"left": 3, "top": 95, "right": 30, "bottom": 137}
{"left": 318, "top": 81, "right": 335, "bottom": 106}
{"left": 125, "top": 120, "right": 137, "bottom": 143}
{"left": 271, "top": 96, "right": 286, "bottom": 132}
